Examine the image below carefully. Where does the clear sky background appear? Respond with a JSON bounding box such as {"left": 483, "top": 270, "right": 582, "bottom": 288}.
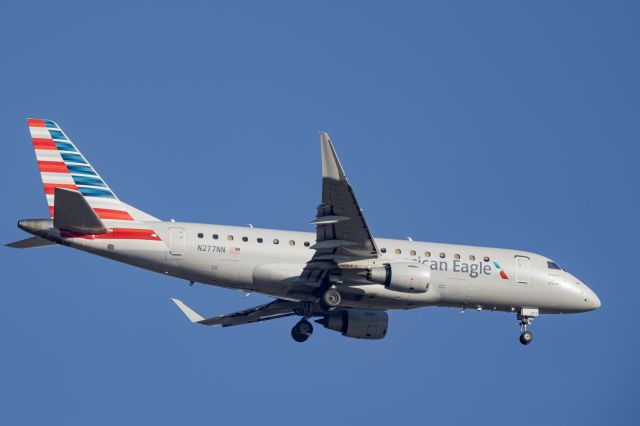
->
{"left": 1, "top": 1, "right": 638, "bottom": 424}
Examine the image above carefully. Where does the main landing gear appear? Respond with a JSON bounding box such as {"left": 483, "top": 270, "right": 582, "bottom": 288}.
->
{"left": 290, "top": 288, "right": 343, "bottom": 343}
{"left": 321, "top": 287, "right": 341, "bottom": 310}
{"left": 291, "top": 319, "right": 313, "bottom": 343}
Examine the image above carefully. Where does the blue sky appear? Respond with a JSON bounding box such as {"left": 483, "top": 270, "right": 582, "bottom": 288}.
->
{"left": 1, "top": 1, "right": 638, "bottom": 424}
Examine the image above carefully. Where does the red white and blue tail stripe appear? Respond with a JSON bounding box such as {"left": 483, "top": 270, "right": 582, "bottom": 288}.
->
{"left": 27, "top": 118, "right": 158, "bottom": 224}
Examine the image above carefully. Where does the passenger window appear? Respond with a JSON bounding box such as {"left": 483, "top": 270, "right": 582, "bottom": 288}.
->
{"left": 242, "top": 236, "right": 248, "bottom": 242}
{"left": 289, "top": 240, "right": 295, "bottom": 246}
{"left": 257, "top": 238, "right": 263, "bottom": 243}
{"left": 197, "top": 233, "right": 203, "bottom": 239}
{"left": 454, "top": 254, "right": 460, "bottom": 260}
{"left": 395, "top": 249, "right": 401, "bottom": 254}
{"left": 410, "top": 250, "right": 416, "bottom": 256}
{"left": 212, "top": 234, "right": 219, "bottom": 240}
{"left": 381, "top": 248, "right": 387, "bottom": 253}
{"left": 439, "top": 252, "right": 445, "bottom": 258}
{"left": 469, "top": 255, "right": 476, "bottom": 261}
{"left": 304, "top": 241, "right": 310, "bottom": 247}
{"left": 483, "top": 256, "right": 490, "bottom": 262}
{"left": 273, "top": 239, "right": 280, "bottom": 244}
{"left": 227, "top": 235, "right": 234, "bottom": 241}
{"left": 424, "top": 251, "right": 431, "bottom": 257}
{"left": 547, "top": 261, "right": 561, "bottom": 270}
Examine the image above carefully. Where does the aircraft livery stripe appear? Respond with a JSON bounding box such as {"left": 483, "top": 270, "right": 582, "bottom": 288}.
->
{"left": 38, "top": 161, "right": 69, "bottom": 173}
{"left": 32, "top": 138, "right": 57, "bottom": 150}
{"left": 93, "top": 208, "right": 134, "bottom": 221}
{"left": 47, "top": 207, "right": 134, "bottom": 221}
{"left": 60, "top": 228, "right": 161, "bottom": 240}
{"left": 27, "top": 118, "right": 46, "bottom": 127}
{"left": 44, "top": 183, "right": 78, "bottom": 194}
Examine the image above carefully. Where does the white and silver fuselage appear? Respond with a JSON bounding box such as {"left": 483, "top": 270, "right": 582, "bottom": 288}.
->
{"left": 21, "top": 220, "right": 601, "bottom": 315}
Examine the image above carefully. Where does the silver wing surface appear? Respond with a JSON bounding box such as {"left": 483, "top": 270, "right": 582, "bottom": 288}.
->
{"left": 300, "top": 133, "right": 379, "bottom": 284}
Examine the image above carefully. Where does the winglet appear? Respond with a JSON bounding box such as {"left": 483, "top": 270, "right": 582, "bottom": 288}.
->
{"left": 320, "top": 132, "right": 347, "bottom": 182}
{"left": 170, "top": 298, "right": 205, "bottom": 323}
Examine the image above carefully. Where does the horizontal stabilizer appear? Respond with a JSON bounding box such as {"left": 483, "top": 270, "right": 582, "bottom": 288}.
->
{"left": 53, "top": 187, "right": 108, "bottom": 234}
{"left": 6, "top": 236, "right": 56, "bottom": 249}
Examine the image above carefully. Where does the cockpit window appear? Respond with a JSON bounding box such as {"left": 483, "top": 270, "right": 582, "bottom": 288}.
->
{"left": 547, "top": 261, "right": 562, "bottom": 270}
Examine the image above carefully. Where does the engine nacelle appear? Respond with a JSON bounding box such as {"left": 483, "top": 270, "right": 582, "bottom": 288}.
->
{"left": 317, "top": 310, "right": 388, "bottom": 340}
{"left": 366, "top": 262, "right": 430, "bottom": 293}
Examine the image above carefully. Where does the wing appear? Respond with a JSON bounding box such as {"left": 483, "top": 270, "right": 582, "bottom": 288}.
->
{"left": 171, "top": 298, "right": 301, "bottom": 327}
{"left": 300, "top": 133, "right": 379, "bottom": 283}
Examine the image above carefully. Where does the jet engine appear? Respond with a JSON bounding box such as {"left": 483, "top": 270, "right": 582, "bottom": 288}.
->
{"left": 316, "top": 310, "right": 388, "bottom": 340}
{"left": 366, "top": 262, "right": 430, "bottom": 293}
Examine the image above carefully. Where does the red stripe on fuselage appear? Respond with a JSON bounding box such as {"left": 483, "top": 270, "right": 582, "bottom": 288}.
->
{"left": 38, "top": 161, "right": 69, "bottom": 173}
{"left": 61, "top": 228, "right": 161, "bottom": 241}
{"left": 33, "top": 138, "right": 57, "bottom": 150}
{"left": 110, "top": 228, "right": 160, "bottom": 240}
{"left": 94, "top": 208, "right": 134, "bottom": 220}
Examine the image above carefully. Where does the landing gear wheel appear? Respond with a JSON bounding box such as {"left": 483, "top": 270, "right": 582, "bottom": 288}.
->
{"left": 321, "top": 288, "right": 342, "bottom": 310}
{"left": 519, "top": 331, "right": 533, "bottom": 345}
{"left": 517, "top": 313, "right": 536, "bottom": 346}
{"left": 291, "top": 319, "right": 313, "bottom": 343}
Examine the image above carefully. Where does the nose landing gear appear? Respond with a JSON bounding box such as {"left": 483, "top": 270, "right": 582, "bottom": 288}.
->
{"left": 516, "top": 308, "right": 538, "bottom": 346}
{"left": 518, "top": 314, "right": 534, "bottom": 345}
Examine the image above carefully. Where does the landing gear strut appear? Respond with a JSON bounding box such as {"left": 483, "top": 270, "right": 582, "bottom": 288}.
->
{"left": 291, "top": 319, "right": 313, "bottom": 343}
{"left": 518, "top": 314, "right": 534, "bottom": 345}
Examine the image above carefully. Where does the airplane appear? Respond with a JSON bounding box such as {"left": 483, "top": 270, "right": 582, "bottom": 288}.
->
{"left": 7, "top": 118, "right": 601, "bottom": 345}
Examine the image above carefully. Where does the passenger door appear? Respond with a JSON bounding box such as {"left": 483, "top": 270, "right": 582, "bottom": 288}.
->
{"left": 168, "top": 227, "right": 186, "bottom": 257}
{"left": 514, "top": 255, "right": 530, "bottom": 284}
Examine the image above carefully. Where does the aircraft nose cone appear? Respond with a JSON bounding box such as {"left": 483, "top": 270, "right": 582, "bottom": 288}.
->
{"left": 591, "top": 290, "right": 602, "bottom": 310}
{"left": 582, "top": 284, "right": 601, "bottom": 311}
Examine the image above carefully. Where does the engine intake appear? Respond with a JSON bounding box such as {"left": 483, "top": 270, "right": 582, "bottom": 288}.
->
{"left": 367, "top": 262, "right": 430, "bottom": 293}
{"left": 316, "top": 310, "right": 388, "bottom": 340}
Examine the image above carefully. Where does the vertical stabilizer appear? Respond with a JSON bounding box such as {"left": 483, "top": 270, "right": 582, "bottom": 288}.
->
{"left": 26, "top": 118, "right": 158, "bottom": 223}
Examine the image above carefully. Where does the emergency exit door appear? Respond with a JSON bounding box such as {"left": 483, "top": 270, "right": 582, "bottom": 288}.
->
{"left": 169, "top": 227, "right": 186, "bottom": 256}
{"left": 515, "top": 255, "right": 530, "bottom": 283}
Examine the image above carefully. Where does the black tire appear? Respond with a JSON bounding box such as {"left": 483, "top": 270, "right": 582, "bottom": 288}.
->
{"left": 291, "top": 326, "right": 309, "bottom": 343}
{"left": 322, "top": 288, "right": 342, "bottom": 307}
{"left": 519, "top": 331, "right": 533, "bottom": 345}
{"left": 295, "top": 319, "right": 313, "bottom": 337}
